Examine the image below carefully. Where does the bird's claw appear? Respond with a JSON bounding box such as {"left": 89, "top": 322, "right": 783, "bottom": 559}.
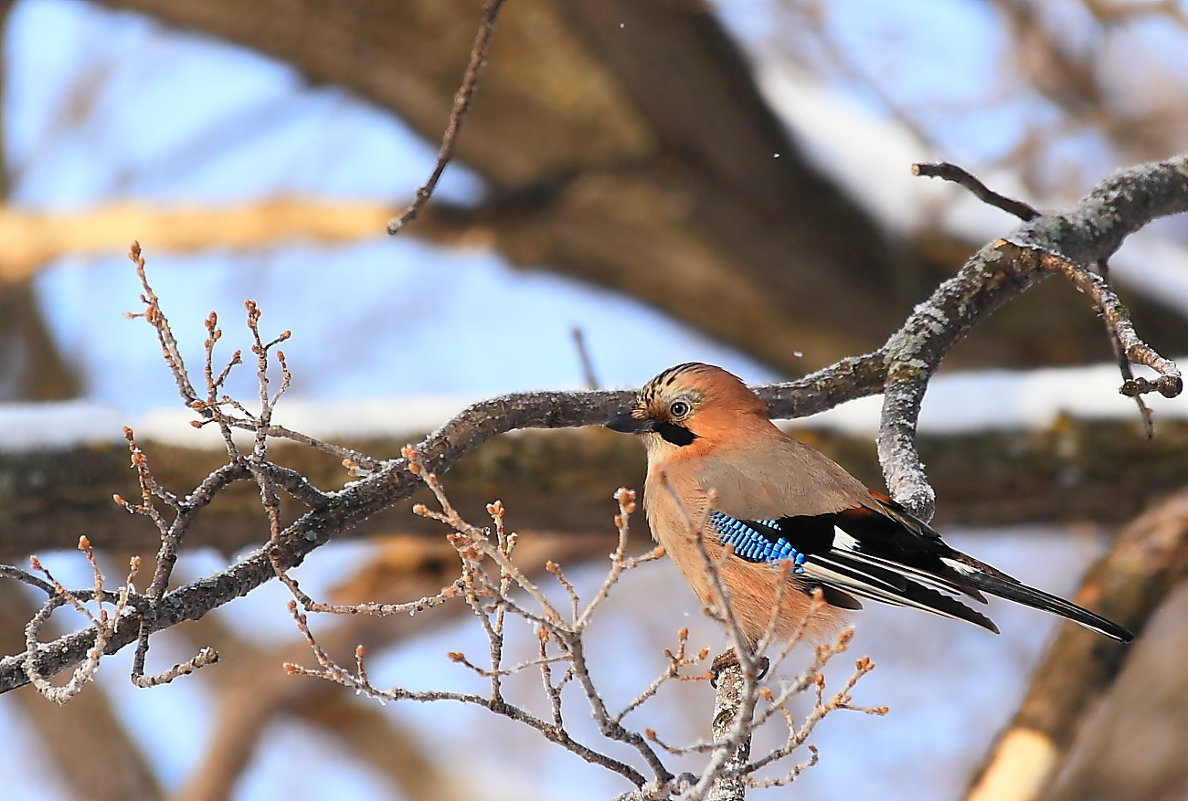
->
{"left": 709, "top": 649, "right": 769, "bottom": 687}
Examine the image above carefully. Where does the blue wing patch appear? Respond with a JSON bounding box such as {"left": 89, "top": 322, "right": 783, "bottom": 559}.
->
{"left": 708, "top": 511, "right": 806, "bottom": 572}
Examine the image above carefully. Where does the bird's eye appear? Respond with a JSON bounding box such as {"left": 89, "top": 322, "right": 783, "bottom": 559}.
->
{"left": 669, "top": 400, "right": 691, "bottom": 418}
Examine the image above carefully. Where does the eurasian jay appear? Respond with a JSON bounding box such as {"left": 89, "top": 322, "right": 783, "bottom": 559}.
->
{"left": 606, "top": 362, "right": 1133, "bottom": 647}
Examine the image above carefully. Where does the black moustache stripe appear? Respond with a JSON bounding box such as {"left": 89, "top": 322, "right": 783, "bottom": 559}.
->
{"left": 655, "top": 421, "right": 696, "bottom": 446}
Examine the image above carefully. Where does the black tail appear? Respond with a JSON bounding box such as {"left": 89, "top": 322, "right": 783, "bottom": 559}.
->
{"left": 963, "top": 571, "right": 1133, "bottom": 643}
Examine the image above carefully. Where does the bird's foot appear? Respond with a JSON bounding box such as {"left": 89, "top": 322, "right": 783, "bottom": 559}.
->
{"left": 709, "top": 649, "right": 769, "bottom": 687}
{"left": 709, "top": 649, "right": 738, "bottom": 687}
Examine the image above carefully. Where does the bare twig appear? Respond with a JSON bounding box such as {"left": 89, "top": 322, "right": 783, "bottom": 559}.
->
{"left": 262, "top": 423, "right": 382, "bottom": 473}
{"left": 1038, "top": 251, "right": 1182, "bottom": 399}
{"left": 386, "top": 0, "right": 507, "bottom": 234}
{"left": 0, "top": 564, "right": 55, "bottom": 595}
{"left": 124, "top": 241, "right": 201, "bottom": 408}
{"left": 1094, "top": 258, "right": 1156, "bottom": 437}
{"left": 24, "top": 538, "right": 144, "bottom": 701}
{"left": 283, "top": 545, "right": 654, "bottom": 787}
{"left": 286, "top": 469, "right": 867, "bottom": 798}
{"left": 404, "top": 451, "right": 679, "bottom": 782}
{"left": 572, "top": 326, "right": 601, "bottom": 390}
{"left": 912, "top": 162, "right": 1040, "bottom": 221}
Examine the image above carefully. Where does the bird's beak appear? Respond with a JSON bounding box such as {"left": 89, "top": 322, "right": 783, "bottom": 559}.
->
{"left": 605, "top": 411, "right": 653, "bottom": 434}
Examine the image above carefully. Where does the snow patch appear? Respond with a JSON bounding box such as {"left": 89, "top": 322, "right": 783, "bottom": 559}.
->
{"left": 793, "top": 361, "right": 1187, "bottom": 434}
{"left": 0, "top": 400, "right": 125, "bottom": 451}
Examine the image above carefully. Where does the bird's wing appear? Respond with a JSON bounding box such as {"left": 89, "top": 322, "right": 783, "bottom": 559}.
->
{"left": 694, "top": 438, "right": 1132, "bottom": 642}
{"left": 706, "top": 507, "right": 1001, "bottom": 634}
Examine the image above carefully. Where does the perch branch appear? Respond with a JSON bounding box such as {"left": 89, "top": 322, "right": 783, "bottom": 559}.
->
{"left": 882, "top": 156, "right": 1186, "bottom": 519}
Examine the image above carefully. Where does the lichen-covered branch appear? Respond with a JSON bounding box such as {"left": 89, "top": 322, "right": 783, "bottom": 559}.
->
{"left": 877, "top": 156, "right": 1186, "bottom": 519}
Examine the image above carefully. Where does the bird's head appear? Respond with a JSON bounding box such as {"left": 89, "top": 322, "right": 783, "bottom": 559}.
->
{"left": 605, "top": 363, "right": 769, "bottom": 454}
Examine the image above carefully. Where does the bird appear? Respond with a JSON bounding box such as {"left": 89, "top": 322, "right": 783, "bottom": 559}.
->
{"left": 605, "top": 362, "right": 1134, "bottom": 649}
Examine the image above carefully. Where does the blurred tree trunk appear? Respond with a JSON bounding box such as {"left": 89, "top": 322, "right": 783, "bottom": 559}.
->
{"left": 965, "top": 489, "right": 1188, "bottom": 801}
{"left": 91, "top": 0, "right": 1188, "bottom": 372}
{"left": 0, "top": 0, "right": 79, "bottom": 401}
{"left": 1044, "top": 583, "right": 1188, "bottom": 801}
{"left": 0, "top": 281, "right": 80, "bottom": 400}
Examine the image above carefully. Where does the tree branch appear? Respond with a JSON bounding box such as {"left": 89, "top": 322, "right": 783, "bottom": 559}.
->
{"left": 912, "top": 162, "right": 1040, "bottom": 221}
{"left": 3, "top": 156, "right": 1185, "bottom": 693}
{"left": 8, "top": 412, "right": 1188, "bottom": 562}
{"left": 880, "top": 156, "right": 1186, "bottom": 519}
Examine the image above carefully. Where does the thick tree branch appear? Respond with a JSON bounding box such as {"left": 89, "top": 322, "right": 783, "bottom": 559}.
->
{"left": 6, "top": 415, "right": 1188, "bottom": 561}
{"left": 3, "top": 157, "right": 1185, "bottom": 694}
{"left": 171, "top": 532, "right": 591, "bottom": 801}
{"left": 0, "top": 200, "right": 393, "bottom": 281}
{"left": 92, "top": 0, "right": 965, "bottom": 373}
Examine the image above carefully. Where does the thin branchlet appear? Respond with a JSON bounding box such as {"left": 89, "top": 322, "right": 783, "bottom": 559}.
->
{"left": 386, "top": 0, "right": 507, "bottom": 234}
{"left": 24, "top": 538, "right": 146, "bottom": 701}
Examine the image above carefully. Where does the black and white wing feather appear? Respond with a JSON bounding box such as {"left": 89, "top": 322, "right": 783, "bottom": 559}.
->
{"left": 707, "top": 498, "right": 1133, "bottom": 642}
{"left": 707, "top": 505, "right": 998, "bottom": 632}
